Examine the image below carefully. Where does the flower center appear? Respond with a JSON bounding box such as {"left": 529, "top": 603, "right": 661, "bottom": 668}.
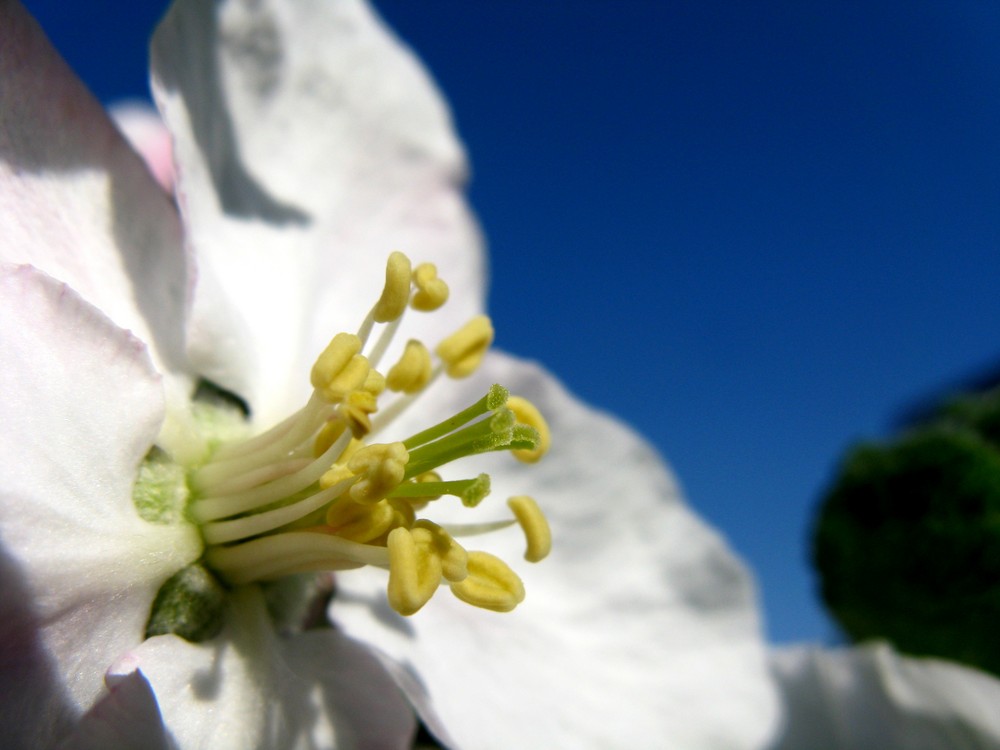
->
{"left": 140, "top": 253, "right": 551, "bottom": 638}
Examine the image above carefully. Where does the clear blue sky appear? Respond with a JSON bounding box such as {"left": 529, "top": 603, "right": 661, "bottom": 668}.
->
{"left": 23, "top": 0, "right": 1000, "bottom": 644}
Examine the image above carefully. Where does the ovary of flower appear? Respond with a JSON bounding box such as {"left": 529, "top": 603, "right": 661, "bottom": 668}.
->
{"left": 436, "top": 315, "right": 494, "bottom": 378}
{"left": 151, "top": 252, "right": 555, "bottom": 626}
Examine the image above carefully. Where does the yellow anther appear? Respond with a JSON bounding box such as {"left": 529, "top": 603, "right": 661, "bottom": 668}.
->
{"left": 436, "top": 315, "right": 494, "bottom": 378}
{"left": 337, "top": 390, "right": 379, "bottom": 438}
{"left": 325, "top": 498, "right": 399, "bottom": 544}
{"left": 386, "top": 340, "right": 433, "bottom": 394}
{"left": 313, "top": 420, "right": 347, "bottom": 457}
{"left": 506, "top": 396, "right": 551, "bottom": 463}
{"left": 362, "top": 369, "right": 386, "bottom": 396}
{"left": 411, "top": 263, "right": 449, "bottom": 311}
{"left": 387, "top": 497, "right": 417, "bottom": 529}
{"left": 507, "top": 496, "right": 552, "bottom": 562}
{"left": 387, "top": 527, "right": 442, "bottom": 616}
{"left": 347, "top": 442, "right": 409, "bottom": 504}
{"left": 414, "top": 520, "right": 468, "bottom": 582}
{"left": 321, "top": 354, "right": 371, "bottom": 403}
{"left": 373, "top": 251, "right": 412, "bottom": 323}
{"left": 311, "top": 333, "right": 362, "bottom": 392}
{"left": 319, "top": 463, "right": 353, "bottom": 490}
{"left": 449, "top": 551, "right": 525, "bottom": 612}
{"left": 318, "top": 438, "right": 364, "bottom": 489}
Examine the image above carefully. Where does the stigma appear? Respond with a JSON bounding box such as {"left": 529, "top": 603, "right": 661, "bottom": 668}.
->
{"left": 173, "top": 252, "right": 551, "bottom": 618}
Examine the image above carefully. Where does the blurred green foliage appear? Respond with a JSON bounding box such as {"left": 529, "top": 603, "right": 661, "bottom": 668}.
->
{"left": 814, "top": 388, "right": 1000, "bottom": 676}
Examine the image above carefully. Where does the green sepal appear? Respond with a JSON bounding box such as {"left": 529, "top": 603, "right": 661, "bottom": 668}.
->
{"left": 145, "top": 564, "right": 227, "bottom": 643}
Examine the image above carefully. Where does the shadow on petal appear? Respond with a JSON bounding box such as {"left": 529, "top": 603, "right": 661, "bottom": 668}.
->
{"left": 152, "top": 0, "right": 310, "bottom": 226}
{"left": 0, "top": 545, "right": 76, "bottom": 749}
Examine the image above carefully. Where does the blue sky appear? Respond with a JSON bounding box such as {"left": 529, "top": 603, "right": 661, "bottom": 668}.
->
{"left": 23, "top": 0, "right": 1000, "bottom": 644}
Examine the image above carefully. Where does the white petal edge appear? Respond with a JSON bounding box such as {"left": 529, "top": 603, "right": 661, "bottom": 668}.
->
{"left": 768, "top": 642, "right": 1000, "bottom": 749}
{"left": 110, "top": 101, "right": 177, "bottom": 194}
{"left": 0, "top": 0, "right": 190, "bottom": 386}
{"left": 332, "top": 351, "right": 780, "bottom": 750}
{"left": 116, "top": 586, "right": 416, "bottom": 750}
{"left": 151, "top": 0, "right": 486, "bottom": 428}
{"left": 57, "top": 670, "right": 169, "bottom": 750}
{"left": 0, "top": 265, "right": 201, "bottom": 722}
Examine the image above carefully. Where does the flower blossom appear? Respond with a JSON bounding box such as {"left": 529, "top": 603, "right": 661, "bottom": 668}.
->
{"left": 0, "top": 0, "right": 780, "bottom": 748}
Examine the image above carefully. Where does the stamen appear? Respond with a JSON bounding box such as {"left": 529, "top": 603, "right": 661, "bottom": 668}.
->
{"left": 506, "top": 396, "right": 551, "bottom": 463}
{"left": 311, "top": 333, "right": 374, "bottom": 405}
{"left": 325, "top": 497, "right": 401, "bottom": 544}
{"left": 206, "top": 531, "right": 390, "bottom": 585}
{"left": 192, "top": 428, "right": 352, "bottom": 522}
{"left": 413, "top": 520, "right": 468, "bottom": 582}
{"left": 194, "top": 394, "right": 329, "bottom": 487}
{"left": 386, "top": 340, "right": 433, "bottom": 393}
{"left": 314, "top": 421, "right": 348, "bottom": 457}
{"left": 436, "top": 315, "right": 494, "bottom": 378}
{"left": 336, "top": 390, "right": 379, "bottom": 438}
{"left": 449, "top": 551, "right": 525, "bottom": 612}
{"left": 507, "top": 495, "right": 552, "bottom": 562}
{"left": 346, "top": 442, "right": 409, "bottom": 504}
{"left": 411, "top": 263, "right": 449, "bottom": 311}
{"left": 320, "top": 354, "right": 371, "bottom": 403}
{"left": 160, "top": 252, "right": 553, "bottom": 628}
{"left": 362, "top": 369, "right": 386, "bottom": 396}
{"left": 372, "top": 251, "right": 412, "bottom": 323}
{"left": 386, "top": 527, "right": 442, "bottom": 615}
{"left": 201, "top": 476, "right": 352, "bottom": 545}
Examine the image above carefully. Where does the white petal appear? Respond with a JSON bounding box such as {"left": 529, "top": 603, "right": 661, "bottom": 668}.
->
{"left": 0, "top": 267, "right": 201, "bottom": 720}
{"left": 769, "top": 642, "right": 1000, "bottom": 749}
{"left": 120, "top": 586, "right": 415, "bottom": 749}
{"left": 0, "top": 552, "right": 76, "bottom": 748}
{"left": 58, "top": 671, "right": 169, "bottom": 750}
{"left": 151, "top": 0, "right": 485, "bottom": 427}
{"left": 332, "top": 352, "right": 780, "bottom": 749}
{"left": 0, "top": 1, "right": 190, "bottom": 383}
{"left": 110, "top": 102, "right": 177, "bottom": 194}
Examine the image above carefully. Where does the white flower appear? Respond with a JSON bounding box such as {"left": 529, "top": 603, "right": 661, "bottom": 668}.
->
{"left": 768, "top": 642, "right": 1000, "bottom": 749}
{"left": 0, "top": 0, "right": 778, "bottom": 748}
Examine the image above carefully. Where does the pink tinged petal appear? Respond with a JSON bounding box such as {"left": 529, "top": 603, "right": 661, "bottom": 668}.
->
{"left": 332, "top": 352, "right": 781, "bottom": 749}
{"left": 0, "top": 0, "right": 190, "bottom": 382}
{"left": 121, "top": 586, "right": 415, "bottom": 750}
{"left": 151, "top": 0, "right": 485, "bottom": 427}
{"left": 0, "top": 266, "right": 202, "bottom": 717}
{"left": 769, "top": 643, "right": 1000, "bottom": 749}
{"left": 109, "top": 102, "right": 177, "bottom": 195}
{"left": 57, "top": 671, "right": 169, "bottom": 750}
